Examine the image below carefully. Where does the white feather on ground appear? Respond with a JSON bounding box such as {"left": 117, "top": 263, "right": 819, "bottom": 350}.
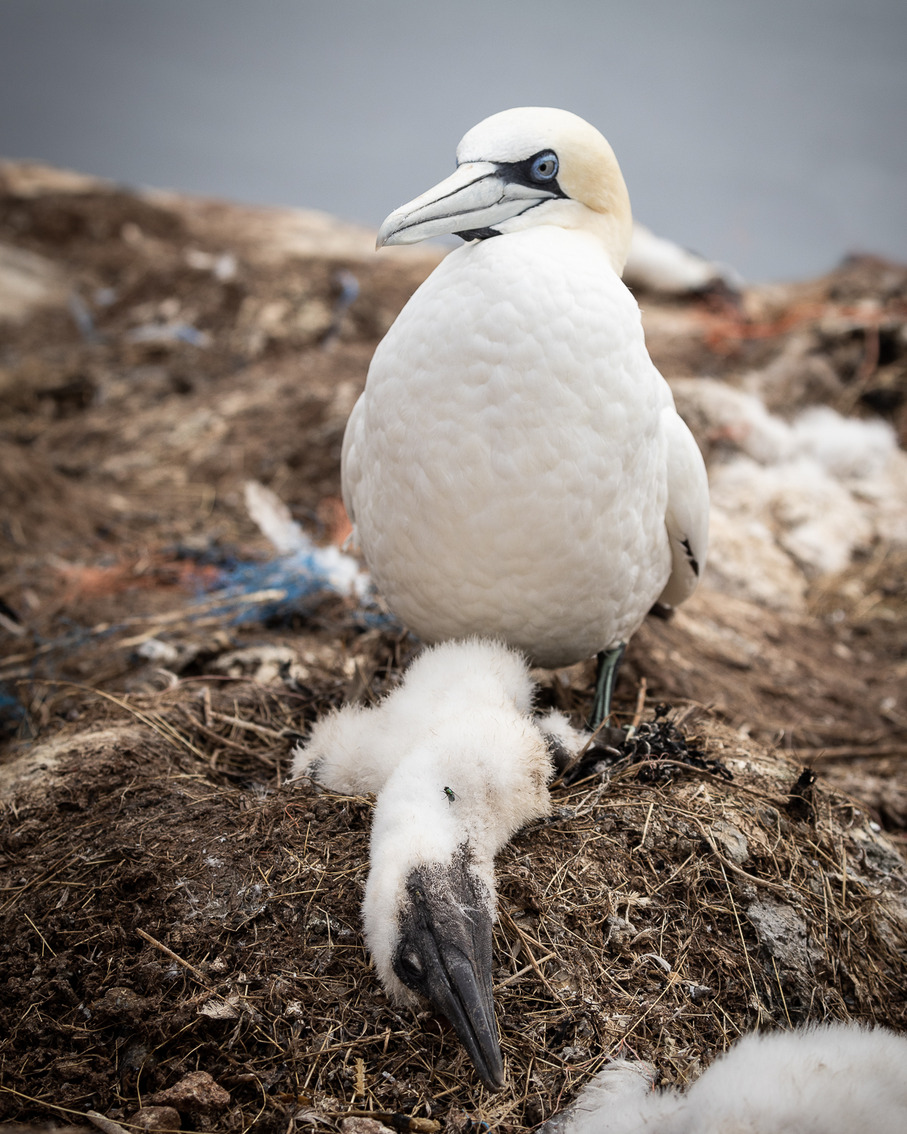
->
{"left": 243, "top": 480, "right": 369, "bottom": 599}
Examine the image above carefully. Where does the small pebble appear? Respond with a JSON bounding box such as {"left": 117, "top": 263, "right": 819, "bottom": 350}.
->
{"left": 131, "top": 1106, "right": 181, "bottom": 1131}
{"left": 150, "top": 1070, "right": 230, "bottom": 1112}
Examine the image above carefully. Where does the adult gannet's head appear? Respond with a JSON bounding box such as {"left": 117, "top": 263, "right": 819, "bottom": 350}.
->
{"left": 376, "top": 107, "right": 633, "bottom": 273}
{"left": 292, "top": 639, "right": 561, "bottom": 1089}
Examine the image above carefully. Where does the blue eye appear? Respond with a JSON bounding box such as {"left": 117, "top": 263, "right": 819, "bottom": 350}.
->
{"left": 530, "top": 152, "right": 558, "bottom": 182}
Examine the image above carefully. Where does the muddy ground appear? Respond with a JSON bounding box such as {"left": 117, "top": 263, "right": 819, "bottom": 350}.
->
{"left": 0, "top": 164, "right": 905, "bottom": 1133}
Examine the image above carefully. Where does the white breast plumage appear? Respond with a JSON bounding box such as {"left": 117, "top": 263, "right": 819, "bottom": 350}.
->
{"left": 343, "top": 107, "right": 709, "bottom": 725}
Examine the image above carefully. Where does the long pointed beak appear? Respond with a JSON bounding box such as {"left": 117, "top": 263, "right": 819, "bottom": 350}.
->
{"left": 394, "top": 864, "right": 504, "bottom": 1089}
{"left": 376, "top": 162, "right": 558, "bottom": 248}
{"left": 423, "top": 929, "right": 504, "bottom": 1090}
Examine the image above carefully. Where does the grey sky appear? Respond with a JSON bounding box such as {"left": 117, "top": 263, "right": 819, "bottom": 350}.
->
{"left": 1, "top": 0, "right": 905, "bottom": 280}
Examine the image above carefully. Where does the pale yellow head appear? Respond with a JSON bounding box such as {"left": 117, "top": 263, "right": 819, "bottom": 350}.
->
{"left": 378, "top": 106, "right": 633, "bottom": 274}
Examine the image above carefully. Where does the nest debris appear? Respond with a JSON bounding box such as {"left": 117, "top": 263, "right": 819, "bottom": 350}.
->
{"left": 1, "top": 631, "right": 905, "bottom": 1133}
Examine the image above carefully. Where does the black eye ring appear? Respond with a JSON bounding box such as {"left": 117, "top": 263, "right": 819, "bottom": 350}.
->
{"left": 529, "top": 151, "right": 558, "bottom": 183}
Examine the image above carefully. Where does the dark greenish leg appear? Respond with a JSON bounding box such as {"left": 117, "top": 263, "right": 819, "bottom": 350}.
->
{"left": 587, "top": 643, "right": 627, "bottom": 731}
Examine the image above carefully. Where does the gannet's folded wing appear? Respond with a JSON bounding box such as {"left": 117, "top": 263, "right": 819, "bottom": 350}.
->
{"left": 341, "top": 394, "right": 365, "bottom": 533}
{"left": 658, "top": 406, "right": 709, "bottom": 607}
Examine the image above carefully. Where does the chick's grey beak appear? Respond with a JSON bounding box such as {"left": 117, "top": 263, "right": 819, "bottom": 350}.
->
{"left": 376, "top": 161, "right": 558, "bottom": 248}
{"left": 394, "top": 862, "right": 504, "bottom": 1090}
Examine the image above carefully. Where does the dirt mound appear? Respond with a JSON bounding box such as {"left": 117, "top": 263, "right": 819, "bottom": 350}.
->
{"left": 2, "top": 667, "right": 905, "bottom": 1132}
{"left": 1, "top": 165, "right": 905, "bottom": 1132}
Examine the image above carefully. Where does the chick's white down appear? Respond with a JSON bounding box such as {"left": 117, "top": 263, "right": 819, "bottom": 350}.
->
{"left": 545, "top": 1023, "right": 907, "bottom": 1134}
{"left": 291, "top": 639, "right": 584, "bottom": 1005}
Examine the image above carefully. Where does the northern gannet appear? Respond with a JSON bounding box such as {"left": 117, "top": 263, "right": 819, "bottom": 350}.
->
{"left": 291, "top": 638, "right": 586, "bottom": 1088}
{"left": 343, "top": 108, "right": 709, "bottom": 727}
{"left": 541, "top": 1023, "right": 907, "bottom": 1134}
